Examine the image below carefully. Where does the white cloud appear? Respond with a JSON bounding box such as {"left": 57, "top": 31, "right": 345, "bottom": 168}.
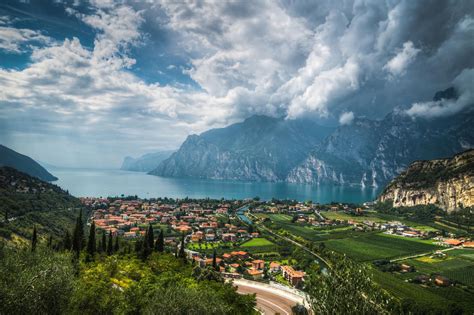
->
{"left": 339, "top": 111, "right": 355, "bottom": 125}
{"left": 405, "top": 68, "right": 474, "bottom": 118}
{"left": 0, "top": 25, "right": 53, "bottom": 53}
{"left": 384, "top": 41, "right": 421, "bottom": 77}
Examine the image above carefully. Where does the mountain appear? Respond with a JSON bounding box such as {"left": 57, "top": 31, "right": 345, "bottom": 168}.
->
{"left": 0, "top": 144, "right": 57, "bottom": 181}
{"left": 378, "top": 149, "right": 473, "bottom": 212}
{"left": 0, "top": 166, "right": 83, "bottom": 241}
{"left": 150, "top": 115, "right": 335, "bottom": 181}
{"left": 121, "top": 150, "right": 175, "bottom": 172}
{"left": 287, "top": 89, "right": 474, "bottom": 187}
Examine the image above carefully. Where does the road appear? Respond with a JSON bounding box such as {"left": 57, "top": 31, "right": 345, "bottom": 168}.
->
{"left": 247, "top": 213, "right": 332, "bottom": 270}
{"left": 232, "top": 279, "right": 306, "bottom": 315}
{"left": 390, "top": 246, "right": 456, "bottom": 262}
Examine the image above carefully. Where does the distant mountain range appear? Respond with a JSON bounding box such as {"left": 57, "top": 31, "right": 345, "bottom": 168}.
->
{"left": 121, "top": 150, "right": 175, "bottom": 172}
{"left": 149, "top": 88, "right": 473, "bottom": 187}
{"left": 378, "top": 149, "right": 473, "bottom": 212}
{"left": 149, "top": 115, "right": 334, "bottom": 181}
{"left": 0, "top": 145, "right": 57, "bottom": 181}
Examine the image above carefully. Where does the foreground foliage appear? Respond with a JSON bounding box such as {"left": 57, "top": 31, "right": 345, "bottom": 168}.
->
{"left": 0, "top": 245, "right": 256, "bottom": 314}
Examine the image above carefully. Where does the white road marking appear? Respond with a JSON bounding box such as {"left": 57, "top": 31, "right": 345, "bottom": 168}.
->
{"left": 256, "top": 296, "right": 290, "bottom": 315}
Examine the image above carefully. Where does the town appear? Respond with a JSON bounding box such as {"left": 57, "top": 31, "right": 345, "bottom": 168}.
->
{"left": 82, "top": 196, "right": 473, "bottom": 291}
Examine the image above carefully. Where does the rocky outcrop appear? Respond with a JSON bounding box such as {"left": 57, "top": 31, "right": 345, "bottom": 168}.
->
{"left": 378, "top": 150, "right": 474, "bottom": 212}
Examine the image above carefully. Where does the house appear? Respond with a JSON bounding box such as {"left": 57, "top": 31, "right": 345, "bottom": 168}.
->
{"left": 251, "top": 260, "right": 265, "bottom": 270}
{"left": 231, "top": 251, "right": 249, "bottom": 259}
{"left": 247, "top": 269, "right": 263, "bottom": 280}
{"left": 281, "top": 266, "right": 305, "bottom": 287}
{"left": 269, "top": 261, "right": 281, "bottom": 272}
{"left": 434, "top": 275, "right": 451, "bottom": 287}
{"left": 463, "top": 241, "right": 474, "bottom": 248}
{"left": 444, "top": 239, "right": 462, "bottom": 247}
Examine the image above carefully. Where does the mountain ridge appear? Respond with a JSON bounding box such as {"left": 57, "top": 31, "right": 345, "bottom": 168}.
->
{"left": 0, "top": 144, "right": 58, "bottom": 182}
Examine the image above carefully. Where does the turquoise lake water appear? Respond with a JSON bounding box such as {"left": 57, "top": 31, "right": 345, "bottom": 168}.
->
{"left": 53, "top": 168, "right": 380, "bottom": 204}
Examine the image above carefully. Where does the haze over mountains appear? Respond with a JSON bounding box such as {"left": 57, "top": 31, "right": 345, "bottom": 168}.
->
{"left": 121, "top": 151, "right": 175, "bottom": 172}
{"left": 151, "top": 88, "right": 474, "bottom": 187}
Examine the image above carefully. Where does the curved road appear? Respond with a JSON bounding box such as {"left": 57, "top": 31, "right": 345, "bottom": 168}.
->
{"left": 232, "top": 279, "right": 306, "bottom": 315}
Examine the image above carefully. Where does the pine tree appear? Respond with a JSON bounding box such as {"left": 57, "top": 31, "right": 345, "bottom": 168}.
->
{"left": 31, "top": 225, "right": 38, "bottom": 252}
{"left": 114, "top": 236, "right": 119, "bottom": 253}
{"left": 107, "top": 231, "right": 113, "bottom": 255}
{"left": 63, "top": 230, "right": 72, "bottom": 251}
{"left": 155, "top": 230, "right": 164, "bottom": 252}
{"left": 100, "top": 230, "right": 107, "bottom": 253}
{"left": 146, "top": 224, "right": 154, "bottom": 249}
{"left": 212, "top": 248, "right": 217, "bottom": 271}
{"left": 87, "top": 221, "right": 96, "bottom": 257}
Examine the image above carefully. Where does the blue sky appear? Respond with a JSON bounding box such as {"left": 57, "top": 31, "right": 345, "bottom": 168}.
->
{"left": 0, "top": 0, "right": 473, "bottom": 168}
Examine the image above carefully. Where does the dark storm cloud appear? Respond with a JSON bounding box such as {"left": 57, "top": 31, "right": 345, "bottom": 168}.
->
{"left": 0, "top": 0, "right": 472, "bottom": 167}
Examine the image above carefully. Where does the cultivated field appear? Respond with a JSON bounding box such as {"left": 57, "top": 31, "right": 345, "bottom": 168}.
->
{"left": 241, "top": 237, "right": 274, "bottom": 247}
{"left": 324, "top": 233, "right": 441, "bottom": 262}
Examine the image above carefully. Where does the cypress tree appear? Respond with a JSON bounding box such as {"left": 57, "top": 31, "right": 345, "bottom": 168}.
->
{"left": 155, "top": 230, "right": 164, "bottom": 252}
{"left": 146, "top": 224, "right": 154, "bottom": 249}
{"left": 178, "top": 233, "right": 186, "bottom": 259}
{"left": 4, "top": 210, "right": 7, "bottom": 223}
{"left": 72, "top": 209, "right": 85, "bottom": 256}
{"left": 47, "top": 235, "right": 53, "bottom": 248}
{"left": 87, "top": 221, "right": 96, "bottom": 257}
{"left": 114, "top": 236, "right": 119, "bottom": 253}
{"left": 101, "top": 230, "right": 107, "bottom": 253}
{"left": 135, "top": 238, "right": 143, "bottom": 255}
{"left": 31, "top": 225, "right": 37, "bottom": 252}
{"left": 142, "top": 228, "right": 151, "bottom": 259}
{"left": 212, "top": 248, "right": 217, "bottom": 270}
{"left": 107, "top": 231, "right": 113, "bottom": 255}
{"left": 63, "top": 230, "right": 72, "bottom": 251}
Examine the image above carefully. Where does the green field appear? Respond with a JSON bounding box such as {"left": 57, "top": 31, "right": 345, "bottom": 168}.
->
{"left": 403, "top": 249, "right": 474, "bottom": 286}
{"left": 258, "top": 213, "right": 362, "bottom": 242}
{"left": 241, "top": 237, "right": 274, "bottom": 247}
{"left": 324, "top": 233, "right": 441, "bottom": 261}
{"left": 372, "top": 268, "right": 474, "bottom": 313}
{"left": 322, "top": 211, "right": 438, "bottom": 232}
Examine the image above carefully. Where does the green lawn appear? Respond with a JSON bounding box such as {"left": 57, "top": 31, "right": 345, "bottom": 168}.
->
{"left": 324, "top": 233, "right": 441, "bottom": 262}
{"left": 241, "top": 237, "right": 274, "bottom": 247}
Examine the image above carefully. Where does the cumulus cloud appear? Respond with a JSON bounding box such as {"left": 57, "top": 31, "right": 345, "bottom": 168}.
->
{"left": 405, "top": 68, "right": 474, "bottom": 118}
{"left": 384, "top": 41, "right": 421, "bottom": 77}
{"left": 0, "top": 0, "right": 473, "bottom": 167}
{"left": 0, "top": 23, "right": 54, "bottom": 53}
{"left": 339, "top": 111, "right": 355, "bottom": 125}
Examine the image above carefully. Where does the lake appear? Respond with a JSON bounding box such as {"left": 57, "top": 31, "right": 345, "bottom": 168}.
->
{"left": 53, "top": 168, "right": 381, "bottom": 204}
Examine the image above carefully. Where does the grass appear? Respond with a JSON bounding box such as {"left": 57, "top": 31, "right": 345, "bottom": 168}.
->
{"left": 241, "top": 237, "right": 274, "bottom": 247}
{"left": 324, "top": 233, "right": 441, "bottom": 262}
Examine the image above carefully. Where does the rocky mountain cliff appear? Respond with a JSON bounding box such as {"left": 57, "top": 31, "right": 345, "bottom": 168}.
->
{"left": 287, "top": 88, "right": 473, "bottom": 187}
{"left": 121, "top": 150, "right": 175, "bottom": 172}
{"left": 378, "top": 150, "right": 473, "bottom": 212}
{"left": 149, "top": 115, "right": 334, "bottom": 181}
{"left": 0, "top": 144, "right": 57, "bottom": 181}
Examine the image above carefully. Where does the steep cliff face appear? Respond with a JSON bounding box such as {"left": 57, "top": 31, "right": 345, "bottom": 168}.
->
{"left": 150, "top": 115, "right": 334, "bottom": 181}
{"left": 287, "top": 108, "right": 474, "bottom": 187}
{"left": 378, "top": 150, "right": 474, "bottom": 212}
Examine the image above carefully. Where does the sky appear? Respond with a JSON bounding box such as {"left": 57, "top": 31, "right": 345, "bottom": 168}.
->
{"left": 0, "top": 0, "right": 473, "bottom": 168}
